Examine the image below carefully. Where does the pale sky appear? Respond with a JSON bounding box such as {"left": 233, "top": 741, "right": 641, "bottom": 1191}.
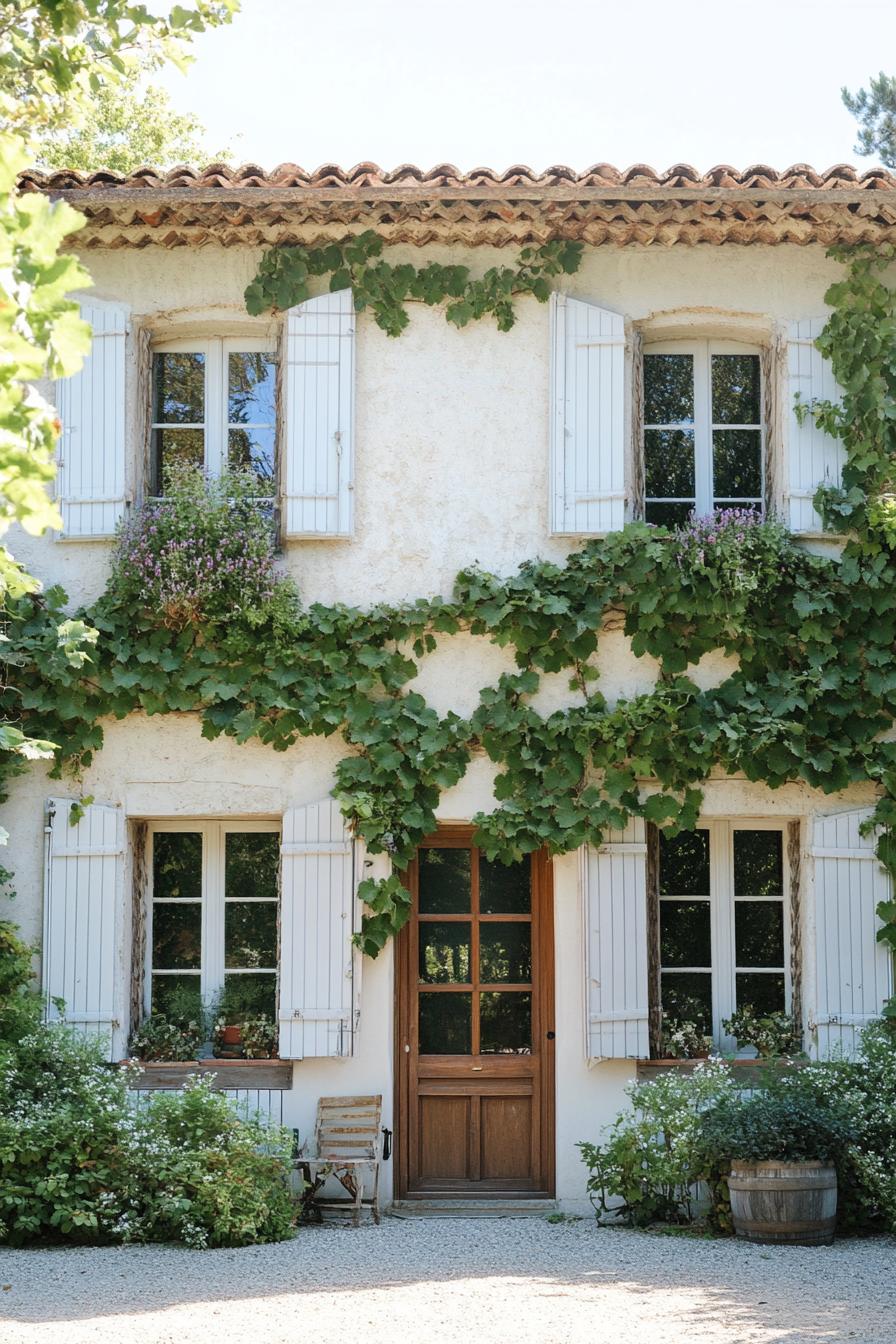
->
{"left": 159, "top": 0, "right": 896, "bottom": 174}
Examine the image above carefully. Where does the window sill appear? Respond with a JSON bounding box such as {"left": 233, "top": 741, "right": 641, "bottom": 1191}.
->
{"left": 125, "top": 1059, "right": 293, "bottom": 1090}
{"left": 636, "top": 1057, "right": 803, "bottom": 1082}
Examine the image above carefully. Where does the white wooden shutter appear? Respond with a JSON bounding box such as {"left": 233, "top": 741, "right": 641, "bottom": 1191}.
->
{"left": 282, "top": 289, "right": 355, "bottom": 538}
{"left": 786, "top": 318, "right": 845, "bottom": 534}
{"left": 550, "top": 292, "right": 626, "bottom": 535}
{"left": 54, "top": 300, "right": 129, "bottom": 538}
{"left": 43, "top": 799, "right": 124, "bottom": 1060}
{"left": 810, "top": 808, "right": 894, "bottom": 1058}
{"left": 278, "top": 799, "right": 358, "bottom": 1058}
{"left": 583, "top": 817, "right": 649, "bottom": 1059}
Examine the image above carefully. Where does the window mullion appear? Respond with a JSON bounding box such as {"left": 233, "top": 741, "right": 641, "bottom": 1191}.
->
{"left": 695, "top": 343, "right": 713, "bottom": 515}
{"left": 206, "top": 338, "right": 225, "bottom": 477}
{"left": 709, "top": 820, "right": 735, "bottom": 1045}
{"left": 201, "top": 823, "right": 225, "bottom": 1004}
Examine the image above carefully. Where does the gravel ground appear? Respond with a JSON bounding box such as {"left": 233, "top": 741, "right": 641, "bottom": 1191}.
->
{"left": 0, "top": 1218, "right": 892, "bottom": 1344}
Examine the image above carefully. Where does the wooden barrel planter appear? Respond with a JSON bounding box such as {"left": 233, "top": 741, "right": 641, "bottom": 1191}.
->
{"left": 728, "top": 1161, "right": 837, "bottom": 1246}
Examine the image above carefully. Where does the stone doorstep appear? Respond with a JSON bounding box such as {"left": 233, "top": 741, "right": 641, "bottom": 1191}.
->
{"left": 388, "top": 1199, "right": 560, "bottom": 1219}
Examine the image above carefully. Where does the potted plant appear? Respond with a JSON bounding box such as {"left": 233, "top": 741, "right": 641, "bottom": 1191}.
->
{"left": 660, "top": 1017, "right": 713, "bottom": 1060}
{"left": 212, "top": 980, "right": 273, "bottom": 1058}
{"left": 129, "top": 984, "right": 206, "bottom": 1061}
{"left": 699, "top": 1089, "right": 855, "bottom": 1245}
{"left": 722, "top": 1006, "right": 801, "bottom": 1058}
{"left": 241, "top": 1013, "right": 278, "bottom": 1060}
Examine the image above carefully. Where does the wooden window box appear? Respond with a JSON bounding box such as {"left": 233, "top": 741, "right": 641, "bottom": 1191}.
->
{"left": 126, "top": 1059, "right": 293, "bottom": 1091}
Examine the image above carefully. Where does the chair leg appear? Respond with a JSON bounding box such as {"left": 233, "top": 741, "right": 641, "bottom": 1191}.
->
{"left": 372, "top": 1163, "right": 380, "bottom": 1226}
{"left": 353, "top": 1171, "right": 361, "bottom": 1229}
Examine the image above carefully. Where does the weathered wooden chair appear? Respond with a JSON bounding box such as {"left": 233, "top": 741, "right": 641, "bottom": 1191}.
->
{"left": 297, "top": 1094, "right": 383, "bottom": 1226}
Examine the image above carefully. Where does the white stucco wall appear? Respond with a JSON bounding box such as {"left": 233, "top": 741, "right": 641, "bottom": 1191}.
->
{"left": 2, "top": 236, "right": 878, "bottom": 1209}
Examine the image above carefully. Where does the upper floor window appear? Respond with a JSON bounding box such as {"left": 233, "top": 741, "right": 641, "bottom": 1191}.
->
{"left": 643, "top": 341, "right": 763, "bottom": 526}
{"left": 151, "top": 339, "right": 276, "bottom": 495}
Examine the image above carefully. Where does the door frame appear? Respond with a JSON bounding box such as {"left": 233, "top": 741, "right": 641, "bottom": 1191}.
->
{"left": 394, "top": 824, "right": 556, "bottom": 1200}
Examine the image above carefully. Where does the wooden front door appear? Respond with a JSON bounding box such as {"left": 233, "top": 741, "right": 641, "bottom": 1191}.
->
{"left": 396, "top": 828, "right": 555, "bottom": 1199}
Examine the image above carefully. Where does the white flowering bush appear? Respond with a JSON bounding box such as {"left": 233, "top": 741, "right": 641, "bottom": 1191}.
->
{"left": 0, "top": 1027, "right": 297, "bottom": 1247}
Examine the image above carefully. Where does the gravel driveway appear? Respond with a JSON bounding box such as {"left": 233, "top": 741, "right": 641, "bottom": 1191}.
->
{"left": 0, "top": 1218, "right": 892, "bottom": 1344}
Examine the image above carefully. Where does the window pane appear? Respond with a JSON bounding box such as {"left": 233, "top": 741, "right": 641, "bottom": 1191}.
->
{"left": 660, "top": 900, "right": 711, "bottom": 968}
{"left": 712, "top": 354, "right": 760, "bottom": 424}
{"left": 151, "top": 973, "right": 200, "bottom": 1017}
{"left": 153, "top": 352, "right": 205, "bottom": 423}
{"left": 734, "top": 831, "right": 783, "bottom": 896}
{"left": 736, "top": 902, "right": 784, "bottom": 968}
{"left": 480, "top": 923, "right": 532, "bottom": 983}
{"left": 645, "top": 429, "right": 695, "bottom": 497}
{"left": 419, "top": 992, "right": 471, "bottom": 1054}
{"left": 153, "top": 832, "right": 202, "bottom": 900}
{"left": 480, "top": 992, "right": 531, "bottom": 1054}
{"left": 713, "top": 430, "right": 762, "bottom": 498}
{"left": 661, "top": 971, "right": 712, "bottom": 1034}
{"left": 152, "top": 902, "right": 201, "bottom": 970}
{"left": 225, "top": 832, "right": 279, "bottom": 901}
{"left": 659, "top": 829, "right": 710, "bottom": 896}
{"left": 221, "top": 972, "right": 277, "bottom": 1020}
{"left": 480, "top": 856, "right": 530, "bottom": 913}
{"left": 228, "top": 351, "right": 276, "bottom": 424}
{"left": 736, "top": 972, "right": 786, "bottom": 1016}
{"left": 418, "top": 848, "right": 471, "bottom": 914}
{"left": 225, "top": 902, "right": 277, "bottom": 968}
{"left": 645, "top": 500, "right": 693, "bottom": 528}
{"left": 419, "top": 922, "right": 471, "bottom": 984}
{"left": 228, "top": 427, "right": 275, "bottom": 487}
{"left": 644, "top": 354, "right": 694, "bottom": 423}
{"left": 153, "top": 428, "right": 205, "bottom": 491}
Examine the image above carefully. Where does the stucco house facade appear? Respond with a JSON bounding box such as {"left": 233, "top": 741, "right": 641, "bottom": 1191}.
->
{"left": 4, "top": 160, "right": 896, "bottom": 1211}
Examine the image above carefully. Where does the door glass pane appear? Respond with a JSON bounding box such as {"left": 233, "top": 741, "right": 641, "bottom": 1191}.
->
{"left": 645, "top": 429, "right": 695, "bottom": 497}
{"left": 480, "top": 856, "right": 530, "bottom": 913}
{"left": 645, "top": 500, "right": 693, "bottom": 528}
{"left": 419, "top": 922, "right": 471, "bottom": 983}
{"left": 480, "top": 992, "right": 531, "bottom": 1054}
{"left": 734, "top": 831, "right": 783, "bottom": 895}
{"left": 660, "top": 900, "right": 711, "bottom": 967}
{"left": 221, "top": 972, "right": 277, "bottom": 1020}
{"left": 151, "top": 973, "right": 201, "bottom": 1017}
{"left": 228, "top": 427, "right": 275, "bottom": 487}
{"left": 661, "top": 971, "right": 712, "bottom": 1034}
{"left": 153, "top": 832, "right": 202, "bottom": 899}
{"left": 225, "top": 832, "right": 279, "bottom": 900}
{"left": 713, "top": 430, "right": 762, "bottom": 498}
{"left": 152, "top": 352, "right": 205, "bottom": 423}
{"left": 228, "top": 351, "right": 276, "bottom": 424}
{"left": 152, "top": 902, "right": 201, "bottom": 970}
{"left": 736, "top": 902, "right": 784, "bottom": 967}
{"left": 418, "top": 992, "right": 471, "bottom": 1054}
{"left": 480, "top": 923, "right": 532, "bottom": 983}
{"left": 225, "top": 902, "right": 277, "bottom": 968}
{"left": 711, "top": 354, "right": 760, "bottom": 424}
{"left": 644, "top": 353, "right": 694, "bottom": 423}
{"left": 736, "top": 972, "right": 786, "bottom": 1016}
{"left": 659, "top": 829, "right": 710, "bottom": 896}
{"left": 418, "top": 848, "right": 471, "bottom": 914}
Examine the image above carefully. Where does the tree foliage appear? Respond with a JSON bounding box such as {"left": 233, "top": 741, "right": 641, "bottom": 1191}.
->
{"left": 33, "top": 66, "right": 232, "bottom": 174}
{"left": 843, "top": 72, "right": 896, "bottom": 169}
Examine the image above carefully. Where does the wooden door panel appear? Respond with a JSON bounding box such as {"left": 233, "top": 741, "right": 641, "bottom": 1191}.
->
{"left": 396, "top": 830, "right": 555, "bottom": 1200}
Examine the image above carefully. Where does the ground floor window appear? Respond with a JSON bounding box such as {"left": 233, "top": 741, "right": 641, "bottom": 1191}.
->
{"left": 658, "top": 821, "right": 788, "bottom": 1046}
{"left": 147, "top": 820, "right": 280, "bottom": 1021}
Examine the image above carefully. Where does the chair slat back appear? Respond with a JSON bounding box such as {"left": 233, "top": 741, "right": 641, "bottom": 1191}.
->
{"left": 315, "top": 1094, "right": 382, "bottom": 1160}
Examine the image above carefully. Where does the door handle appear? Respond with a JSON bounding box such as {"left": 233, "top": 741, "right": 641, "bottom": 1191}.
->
{"left": 471, "top": 1065, "right": 483, "bottom": 1071}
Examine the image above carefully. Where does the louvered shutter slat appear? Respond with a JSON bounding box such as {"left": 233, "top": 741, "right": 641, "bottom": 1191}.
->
{"left": 583, "top": 818, "right": 649, "bottom": 1059}
{"left": 54, "top": 301, "right": 129, "bottom": 539}
{"left": 43, "top": 799, "right": 124, "bottom": 1059}
{"left": 811, "top": 809, "right": 894, "bottom": 1058}
{"left": 550, "top": 293, "right": 626, "bottom": 536}
{"left": 282, "top": 289, "right": 355, "bottom": 538}
{"left": 278, "top": 799, "right": 358, "bottom": 1058}
{"left": 786, "top": 318, "right": 845, "bottom": 534}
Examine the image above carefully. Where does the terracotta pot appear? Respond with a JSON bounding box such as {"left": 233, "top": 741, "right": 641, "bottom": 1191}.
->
{"left": 729, "top": 1160, "right": 837, "bottom": 1246}
{"left": 214, "top": 1024, "right": 243, "bottom": 1059}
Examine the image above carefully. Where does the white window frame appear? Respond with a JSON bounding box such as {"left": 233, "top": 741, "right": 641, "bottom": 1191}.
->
{"left": 659, "top": 818, "right": 791, "bottom": 1051}
{"left": 145, "top": 818, "right": 281, "bottom": 1016}
{"left": 643, "top": 339, "right": 764, "bottom": 519}
{"left": 150, "top": 337, "right": 277, "bottom": 486}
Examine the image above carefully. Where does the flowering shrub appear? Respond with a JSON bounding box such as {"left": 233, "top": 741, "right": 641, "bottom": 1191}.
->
{"left": 671, "top": 509, "right": 788, "bottom": 598}
{"left": 0, "top": 1026, "right": 297, "bottom": 1246}
{"left": 0, "top": 919, "right": 42, "bottom": 1053}
{"left": 106, "top": 467, "right": 299, "bottom": 632}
